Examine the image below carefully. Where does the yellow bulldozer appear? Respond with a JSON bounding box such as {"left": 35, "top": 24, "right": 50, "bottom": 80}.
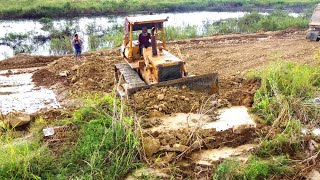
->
{"left": 307, "top": 3, "right": 320, "bottom": 41}
{"left": 115, "top": 15, "right": 219, "bottom": 97}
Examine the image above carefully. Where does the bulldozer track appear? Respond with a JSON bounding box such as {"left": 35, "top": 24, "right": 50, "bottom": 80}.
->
{"left": 115, "top": 63, "right": 147, "bottom": 89}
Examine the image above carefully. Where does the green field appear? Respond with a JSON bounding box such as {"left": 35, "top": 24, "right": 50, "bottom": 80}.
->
{"left": 0, "top": 0, "right": 318, "bottom": 19}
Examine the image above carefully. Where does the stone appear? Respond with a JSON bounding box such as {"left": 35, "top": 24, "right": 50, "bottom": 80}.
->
{"left": 169, "top": 98, "right": 175, "bottom": 102}
{"left": 71, "top": 76, "right": 78, "bottom": 83}
{"left": 71, "top": 65, "right": 80, "bottom": 71}
{"left": 198, "top": 41, "right": 205, "bottom": 45}
{"left": 233, "top": 124, "right": 254, "bottom": 134}
{"left": 59, "top": 71, "right": 69, "bottom": 77}
{"left": 306, "top": 169, "right": 320, "bottom": 180}
{"left": 159, "top": 144, "right": 188, "bottom": 152}
{"left": 5, "top": 113, "right": 31, "bottom": 127}
{"left": 143, "top": 137, "right": 160, "bottom": 157}
{"left": 149, "top": 110, "right": 163, "bottom": 117}
{"left": 157, "top": 94, "right": 165, "bottom": 100}
{"left": 135, "top": 96, "right": 144, "bottom": 104}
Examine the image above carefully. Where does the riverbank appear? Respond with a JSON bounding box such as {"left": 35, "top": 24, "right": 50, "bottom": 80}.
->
{"left": 1, "top": 30, "right": 320, "bottom": 179}
{"left": 0, "top": 0, "right": 317, "bottom": 19}
{"left": 0, "top": 11, "right": 309, "bottom": 60}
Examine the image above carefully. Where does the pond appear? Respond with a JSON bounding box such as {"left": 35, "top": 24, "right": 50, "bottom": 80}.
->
{"left": 0, "top": 11, "right": 299, "bottom": 60}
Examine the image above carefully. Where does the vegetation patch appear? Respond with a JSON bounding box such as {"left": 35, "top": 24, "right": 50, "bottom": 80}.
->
{"left": 0, "top": 94, "right": 141, "bottom": 179}
{"left": 213, "top": 155, "right": 292, "bottom": 180}
{"left": 250, "top": 60, "right": 320, "bottom": 125}
{"left": 0, "top": 0, "right": 317, "bottom": 19}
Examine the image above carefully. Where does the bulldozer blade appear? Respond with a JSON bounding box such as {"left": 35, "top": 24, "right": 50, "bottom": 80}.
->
{"left": 306, "top": 30, "right": 319, "bottom": 41}
{"left": 125, "top": 73, "right": 219, "bottom": 96}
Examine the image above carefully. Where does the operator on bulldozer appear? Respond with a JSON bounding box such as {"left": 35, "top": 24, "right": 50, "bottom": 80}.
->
{"left": 138, "top": 26, "right": 151, "bottom": 56}
{"left": 115, "top": 15, "right": 218, "bottom": 97}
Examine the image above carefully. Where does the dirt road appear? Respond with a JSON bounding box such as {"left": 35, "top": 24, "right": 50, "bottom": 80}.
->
{"left": 173, "top": 29, "right": 318, "bottom": 77}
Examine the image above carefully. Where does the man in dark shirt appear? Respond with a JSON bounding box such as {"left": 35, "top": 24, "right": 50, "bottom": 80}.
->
{"left": 72, "top": 33, "right": 83, "bottom": 61}
{"left": 138, "top": 26, "right": 151, "bottom": 57}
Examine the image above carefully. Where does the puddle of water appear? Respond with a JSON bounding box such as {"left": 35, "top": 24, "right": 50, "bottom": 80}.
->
{"left": 191, "top": 144, "right": 257, "bottom": 166}
{"left": 0, "top": 70, "right": 60, "bottom": 114}
{"left": 147, "top": 106, "right": 256, "bottom": 132}
{"left": 205, "top": 106, "right": 257, "bottom": 131}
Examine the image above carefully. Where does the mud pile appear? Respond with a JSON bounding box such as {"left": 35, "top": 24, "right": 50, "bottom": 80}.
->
{"left": 0, "top": 54, "right": 61, "bottom": 70}
{"left": 32, "top": 50, "right": 122, "bottom": 94}
{"left": 220, "top": 77, "right": 261, "bottom": 107}
{"left": 129, "top": 86, "right": 230, "bottom": 116}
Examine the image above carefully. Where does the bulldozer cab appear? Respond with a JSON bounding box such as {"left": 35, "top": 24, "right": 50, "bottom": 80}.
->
{"left": 307, "top": 4, "right": 320, "bottom": 41}
{"left": 121, "top": 15, "right": 168, "bottom": 62}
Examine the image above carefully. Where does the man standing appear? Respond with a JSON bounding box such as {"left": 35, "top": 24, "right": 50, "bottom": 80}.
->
{"left": 138, "top": 26, "right": 151, "bottom": 57}
{"left": 72, "top": 33, "right": 83, "bottom": 61}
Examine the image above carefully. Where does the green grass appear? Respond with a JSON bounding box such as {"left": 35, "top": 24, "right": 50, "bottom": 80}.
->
{"left": 0, "top": 94, "right": 140, "bottom": 179}
{"left": 210, "top": 11, "right": 309, "bottom": 34}
{"left": 0, "top": 0, "right": 318, "bottom": 19}
{"left": 256, "top": 120, "right": 304, "bottom": 157}
{"left": 213, "top": 155, "right": 292, "bottom": 180}
{"left": 250, "top": 60, "right": 320, "bottom": 124}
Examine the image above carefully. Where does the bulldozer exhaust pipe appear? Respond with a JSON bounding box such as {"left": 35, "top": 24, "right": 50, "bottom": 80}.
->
{"left": 151, "top": 27, "right": 157, "bottom": 56}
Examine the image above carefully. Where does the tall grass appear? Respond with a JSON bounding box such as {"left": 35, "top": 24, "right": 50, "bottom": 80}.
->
{"left": 250, "top": 60, "right": 320, "bottom": 124}
{"left": 49, "top": 37, "right": 73, "bottom": 55}
{"left": 0, "top": 94, "right": 140, "bottom": 179}
{"left": 0, "top": 126, "right": 55, "bottom": 179}
{"left": 210, "top": 11, "right": 309, "bottom": 35}
{"left": 58, "top": 94, "right": 140, "bottom": 179}
{"left": 213, "top": 155, "right": 292, "bottom": 179}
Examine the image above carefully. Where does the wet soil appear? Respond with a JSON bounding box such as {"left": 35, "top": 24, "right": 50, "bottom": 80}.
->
{"left": 2, "top": 29, "right": 320, "bottom": 179}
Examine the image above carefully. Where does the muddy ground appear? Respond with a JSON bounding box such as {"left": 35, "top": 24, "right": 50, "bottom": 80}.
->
{"left": 1, "top": 29, "right": 320, "bottom": 179}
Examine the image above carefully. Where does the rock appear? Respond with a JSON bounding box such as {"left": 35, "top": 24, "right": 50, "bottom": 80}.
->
{"left": 243, "top": 96, "right": 253, "bottom": 107}
{"left": 306, "top": 169, "right": 320, "bottom": 180}
{"left": 233, "top": 124, "right": 254, "bottom": 134}
{"left": 169, "top": 98, "right": 176, "bottom": 102}
{"left": 198, "top": 41, "right": 205, "bottom": 45}
{"left": 149, "top": 110, "right": 163, "bottom": 117}
{"left": 160, "top": 144, "right": 189, "bottom": 152}
{"left": 59, "top": 71, "right": 69, "bottom": 77}
{"left": 173, "top": 144, "right": 189, "bottom": 152}
{"left": 143, "top": 137, "right": 160, "bottom": 157}
{"left": 71, "top": 65, "right": 80, "bottom": 71}
{"left": 5, "top": 113, "right": 31, "bottom": 127}
{"left": 157, "top": 94, "right": 165, "bottom": 100}
{"left": 135, "top": 96, "right": 144, "bottom": 104}
{"left": 71, "top": 76, "right": 78, "bottom": 83}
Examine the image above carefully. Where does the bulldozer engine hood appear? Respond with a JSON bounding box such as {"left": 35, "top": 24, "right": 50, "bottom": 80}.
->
{"left": 144, "top": 49, "right": 182, "bottom": 68}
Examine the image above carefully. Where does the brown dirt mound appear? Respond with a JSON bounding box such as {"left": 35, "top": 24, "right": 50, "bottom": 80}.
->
{"left": 0, "top": 54, "right": 61, "bottom": 70}
{"left": 32, "top": 68, "right": 68, "bottom": 87}
{"left": 33, "top": 50, "right": 122, "bottom": 94}
{"left": 219, "top": 77, "right": 261, "bottom": 107}
{"left": 128, "top": 86, "right": 225, "bottom": 117}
